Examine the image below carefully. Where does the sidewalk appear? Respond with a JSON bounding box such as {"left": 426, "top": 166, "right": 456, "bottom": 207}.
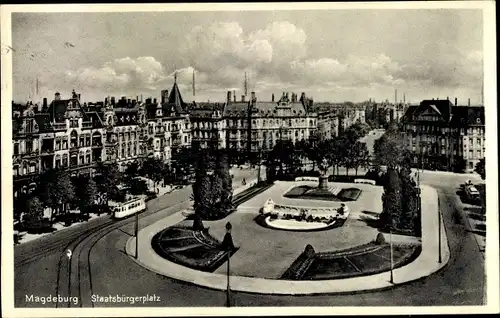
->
{"left": 126, "top": 185, "right": 449, "bottom": 295}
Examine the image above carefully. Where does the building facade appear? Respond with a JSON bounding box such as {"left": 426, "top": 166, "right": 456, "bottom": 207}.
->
{"left": 401, "top": 98, "right": 485, "bottom": 173}
{"left": 12, "top": 83, "right": 367, "bottom": 189}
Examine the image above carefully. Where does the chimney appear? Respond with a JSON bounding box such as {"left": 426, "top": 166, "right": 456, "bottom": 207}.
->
{"left": 105, "top": 97, "right": 108, "bottom": 105}
{"left": 447, "top": 96, "right": 449, "bottom": 101}
{"left": 227, "top": 91, "right": 231, "bottom": 104}
{"left": 468, "top": 98, "right": 470, "bottom": 106}
{"left": 272, "top": 93, "right": 275, "bottom": 102}
{"left": 146, "top": 98, "right": 152, "bottom": 104}
{"left": 454, "top": 98, "right": 457, "bottom": 106}
{"left": 153, "top": 98, "right": 157, "bottom": 104}
{"left": 111, "top": 96, "right": 116, "bottom": 106}
{"left": 78, "top": 94, "right": 81, "bottom": 100}
{"left": 136, "top": 96, "right": 139, "bottom": 102}
{"left": 241, "top": 95, "right": 246, "bottom": 102}
{"left": 233, "top": 90, "right": 236, "bottom": 103}
{"left": 300, "top": 92, "right": 306, "bottom": 102}
{"left": 127, "top": 98, "right": 131, "bottom": 105}
{"left": 55, "top": 92, "right": 61, "bottom": 101}
{"left": 43, "top": 97, "right": 47, "bottom": 109}
{"left": 251, "top": 91, "right": 256, "bottom": 102}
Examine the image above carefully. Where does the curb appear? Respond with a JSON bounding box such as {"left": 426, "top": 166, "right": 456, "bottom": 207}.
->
{"left": 124, "top": 185, "right": 450, "bottom": 295}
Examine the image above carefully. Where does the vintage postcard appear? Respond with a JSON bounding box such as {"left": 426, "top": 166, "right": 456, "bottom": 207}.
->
{"left": 1, "top": 1, "right": 498, "bottom": 317}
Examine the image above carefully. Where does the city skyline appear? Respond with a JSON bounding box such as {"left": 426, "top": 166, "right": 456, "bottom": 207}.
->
{"left": 12, "top": 9, "right": 483, "bottom": 104}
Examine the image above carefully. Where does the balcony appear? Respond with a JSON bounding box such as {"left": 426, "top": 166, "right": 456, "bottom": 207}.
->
{"left": 40, "top": 148, "right": 54, "bottom": 156}
{"left": 82, "top": 122, "right": 93, "bottom": 129}
{"left": 171, "top": 126, "right": 181, "bottom": 133}
{"left": 53, "top": 123, "right": 66, "bottom": 131}
{"left": 172, "top": 140, "right": 182, "bottom": 147}
{"left": 92, "top": 142, "right": 103, "bottom": 148}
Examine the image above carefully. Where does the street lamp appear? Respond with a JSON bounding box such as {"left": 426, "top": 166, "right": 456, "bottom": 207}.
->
{"left": 438, "top": 198, "right": 442, "bottom": 264}
{"left": 221, "top": 221, "right": 235, "bottom": 307}
{"left": 389, "top": 191, "right": 396, "bottom": 284}
{"left": 135, "top": 209, "right": 139, "bottom": 259}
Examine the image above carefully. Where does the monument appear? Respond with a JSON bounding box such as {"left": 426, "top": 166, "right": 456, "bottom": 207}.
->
{"left": 318, "top": 158, "right": 330, "bottom": 190}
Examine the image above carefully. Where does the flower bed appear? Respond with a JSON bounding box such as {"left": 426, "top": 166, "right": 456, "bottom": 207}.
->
{"left": 151, "top": 226, "right": 239, "bottom": 272}
{"left": 337, "top": 188, "right": 363, "bottom": 201}
{"left": 265, "top": 216, "right": 335, "bottom": 231}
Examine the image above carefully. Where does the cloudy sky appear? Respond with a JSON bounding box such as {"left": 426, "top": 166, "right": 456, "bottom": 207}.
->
{"left": 12, "top": 8, "right": 483, "bottom": 104}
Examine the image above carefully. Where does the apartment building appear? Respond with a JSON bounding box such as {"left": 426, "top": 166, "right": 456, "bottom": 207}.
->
{"left": 401, "top": 98, "right": 485, "bottom": 173}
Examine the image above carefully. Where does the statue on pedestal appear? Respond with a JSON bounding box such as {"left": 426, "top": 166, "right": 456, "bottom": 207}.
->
{"left": 318, "top": 158, "right": 330, "bottom": 190}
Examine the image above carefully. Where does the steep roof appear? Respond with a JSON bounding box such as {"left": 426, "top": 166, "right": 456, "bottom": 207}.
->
{"left": 250, "top": 101, "right": 309, "bottom": 117}
{"left": 114, "top": 107, "right": 140, "bottom": 126}
{"left": 450, "top": 106, "right": 485, "bottom": 127}
{"left": 414, "top": 99, "right": 453, "bottom": 122}
{"left": 167, "top": 82, "right": 188, "bottom": 114}
{"left": 223, "top": 102, "right": 249, "bottom": 117}
{"left": 401, "top": 105, "right": 418, "bottom": 122}
{"left": 189, "top": 103, "right": 225, "bottom": 119}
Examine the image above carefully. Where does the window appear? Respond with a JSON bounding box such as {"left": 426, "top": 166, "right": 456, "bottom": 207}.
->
{"left": 26, "top": 139, "right": 33, "bottom": 153}
{"left": 25, "top": 119, "right": 34, "bottom": 133}
{"left": 14, "top": 143, "right": 19, "bottom": 155}
{"left": 184, "top": 136, "right": 187, "bottom": 143}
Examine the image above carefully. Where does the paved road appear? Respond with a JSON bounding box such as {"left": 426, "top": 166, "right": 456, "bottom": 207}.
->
{"left": 359, "top": 129, "right": 385, "bottom": 156}
{"left": 14, "top": 169, "right": 485, "bottom": 307}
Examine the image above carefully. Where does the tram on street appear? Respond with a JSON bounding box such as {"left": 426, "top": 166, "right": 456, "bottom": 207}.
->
{"left": 113, "top": 197, "right": 146, "bottom": 219}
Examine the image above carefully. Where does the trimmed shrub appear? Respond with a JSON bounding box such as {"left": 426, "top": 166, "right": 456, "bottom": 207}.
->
{"left": 375, "top": 233, "right": 386, "bottom": 245}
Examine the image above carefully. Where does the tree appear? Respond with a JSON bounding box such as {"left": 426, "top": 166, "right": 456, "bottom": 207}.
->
{"left": 399, "top": 167, "right": 419, "bottom": 232}
{"left": 141, "top": 157, "right": 165, "bottom": 190}
{"left": 24, "top": 196, "right": 44, "bottom": 228}
{"left": 373, "top": 130, "right": 406, "bottom": 170}
{"left": 128, "top": 177, "right": 149, "bottom": 195}
{"left": 36, "top": 168, "right": 75, "bottom": 222}
{"left": 349, "top": 141, "right": 371, "bottom": 176}
{"left": 267, "top": 140, "right": 301, "bottom": 178}
{"left": 192, "top": 151, "right": 213, "bottom": 218}
{"left": 215, "top": 151, "right": 233, "bottom": 214}
{"left": 474, "top": 158, "right": 485, "bottom": 180}
{"left": 171, "top": 146, "right": 197, "bottom": 181}
{"left": 94, "top": 161, "right": 122, "bottom": 206}
{"left": 73, "top": 175, "right": 98, "bottom": 220}
{"left": 379, "top": 167, "right": 402, "bottom": 230}
{"left": 125, "top": 161, "right": 140, "bottom": 181}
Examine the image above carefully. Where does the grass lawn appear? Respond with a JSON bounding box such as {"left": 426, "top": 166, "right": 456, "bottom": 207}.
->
{"left": 151, "top": 227, "right": 238, "bottom": 272}
{"left": 297, "top": 243, "right": 420, "bottom": 280}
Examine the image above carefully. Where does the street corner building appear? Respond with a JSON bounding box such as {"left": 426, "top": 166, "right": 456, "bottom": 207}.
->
{"left": 400, "top": 98, "right": 485, "bottom": 173}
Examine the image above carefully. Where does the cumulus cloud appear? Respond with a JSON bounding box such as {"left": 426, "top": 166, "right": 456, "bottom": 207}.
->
{"left": 57, "top": 21, "right": 482, "bottom": 101}
{"left": 65, "top": 56, "right": 166, "bottom": 92}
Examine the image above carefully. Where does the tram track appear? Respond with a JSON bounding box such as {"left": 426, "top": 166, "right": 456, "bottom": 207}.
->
{"left": 16, "top": 178, "right": 266, "bottom": 308}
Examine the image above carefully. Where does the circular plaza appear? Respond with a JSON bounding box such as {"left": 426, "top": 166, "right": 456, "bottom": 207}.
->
{"left": 125, "top": 177, "right": 448, "bottom": 295}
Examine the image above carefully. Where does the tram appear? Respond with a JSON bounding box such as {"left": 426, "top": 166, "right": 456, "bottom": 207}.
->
{"left": 113, "top": 197, "right": 146, "bottom": 219}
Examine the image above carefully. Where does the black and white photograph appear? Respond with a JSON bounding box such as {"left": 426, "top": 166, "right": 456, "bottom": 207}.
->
{"left": 1, "top": 2, "right": 498, "bottom": 316}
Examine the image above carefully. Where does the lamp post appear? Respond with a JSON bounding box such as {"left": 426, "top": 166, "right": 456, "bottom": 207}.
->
{"left": 438, "top": 198, "right": 442, "bottom": 263}
{"left": 135, "top": 208, "right": 139, "bottom": 259}
{"left": 222, "top": 222, "right": 235, "bottom": 307}
{"left": 389, "top": 191, "right": 396, "bottom": 284}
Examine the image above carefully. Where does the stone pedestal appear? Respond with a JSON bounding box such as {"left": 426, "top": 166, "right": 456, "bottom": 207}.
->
{"left": 319, "top": 176, "right": 329, "bottom": 190}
